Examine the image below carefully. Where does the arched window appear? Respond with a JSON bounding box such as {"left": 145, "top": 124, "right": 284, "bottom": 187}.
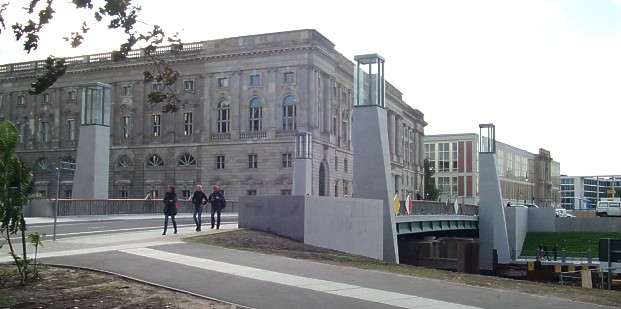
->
{"left": 282, "top": 95, "right": 296, "bottom": 131}
{"left": 249, "top": 97, "right": 263, "bottom": 131}
{"left": 146, "top": 154, "right": 164, "bottom": 168}
{"left": 117, "top": 155, "right": 131, "bottom": 168}
{"left": 35, "top": 158, "right": 49, "bottom": 171}
{"left": 217, "top": 100, "right": 230, "bottom": 133}
{"left": 177, "top": 153, "right": 196, "bottom": 166}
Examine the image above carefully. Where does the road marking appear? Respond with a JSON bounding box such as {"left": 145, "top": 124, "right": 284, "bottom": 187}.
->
{"left": 120, "top": 247, "right": 481, "bottom": 309}
{"left": 0, "top": 241, "right": 182, "bottom": 264}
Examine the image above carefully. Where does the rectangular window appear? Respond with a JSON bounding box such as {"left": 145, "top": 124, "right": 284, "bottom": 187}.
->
{"left": 148, "top": 190, "right": 159, "bottom": 199}
{"left": 334, "top": 180, "right": 339, "bottom": 197}
{"left": 122, "top": 85, "right": 132, "bottom": 96}
{"left": 248, "top": 154, "right": 258, "bottom": 169}
{"left": 17, "top": 95, "right": 25, "bottom": 105}
{"left": 335, "top": 156, "right": 338, "bottom": 171}
{"left": 183, "top": 80, "right": 194, "bottom": 92}
{"left": 438, "top": 177, "right": 450, "bottom": 194}
{"left": 17, "top": 123, "right": 24, "bottom": 144}
{"left": 344, "top": 158, "right": 348, "bottom": 173}
{"left": 452, "top": 176, "right": 458, "bottom": 196}
{"left": 183, "top": 112, "right": 193, "bottom": 135}
{"left": 343, "top": 180, "right": 349, "bottom": 196}
{"left": 41, "top": 93, "right": 49, "bottom": 104}
{"left": 216, "top": 155, "right": 225, "bottom": 169}
{"left": 284, "top": 72, "right": 295, "bottom": 84}
{"left": 451, "top": 142, "right": 458, "bottom": 171}
{"left": 39, "top": 121, "right": 49, "bottom": 143}
{"left": 120, "top": 187, "right": 129, "bottom": 199}
{"left": 217, "top": 77, "right": 229, "bottom": 88}
{"left": 282, "top": 153, "right": 292, "bottom": 168}
{"left": 66, "top": 90, "right": 76, "bottom": 101}
{"left": 247, "top": 190, "right": 257, "bottom": 196}
{"left": 281, "top": 189, "right": 291, "bottom": 196}
{"left": 152, "top": 114, "right": 161, "bottom": 137}
{"left": 250, "top": 74, "right": 261, "bottom": 86}
{"left": 438, "top": 143, "right": 450, "bottom": 172}
{"left": 63, "top": 190, "right": 72, "bottom": 199}
{"left": 152, "top": 83, "right": 163, "bottom": 91}
{"left": 38, "top": 190, "right": 47, "bottom": 198}
{"left": 66, "top": 119, "right": 75, "bottom": 141}
{"left": 121, "top": 116, "right": 130, "bottom": 139}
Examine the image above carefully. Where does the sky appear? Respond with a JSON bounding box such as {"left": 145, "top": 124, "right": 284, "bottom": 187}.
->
{"left": 1, "top": 0, "right": 620, "bottom": 176}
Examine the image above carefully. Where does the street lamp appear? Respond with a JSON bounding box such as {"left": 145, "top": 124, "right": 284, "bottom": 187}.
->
{"left": 53, "top": 160, "right": 76, "bottom": 241}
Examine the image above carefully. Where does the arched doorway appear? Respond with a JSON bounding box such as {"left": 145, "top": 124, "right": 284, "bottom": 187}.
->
{"left": 319, "top": 161, "right": 328, "bottom": 196}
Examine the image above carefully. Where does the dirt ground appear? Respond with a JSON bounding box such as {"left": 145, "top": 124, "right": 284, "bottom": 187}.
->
{"left": 0, "top": 265, "right": 233, "bottom": 309}
{"left": 186, "top": 229, "right": 621, "bottom": 308}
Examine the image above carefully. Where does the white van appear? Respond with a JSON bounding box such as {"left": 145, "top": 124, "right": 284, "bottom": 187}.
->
{"left": 596, "top": 200, "right": 621, "bottom": 217}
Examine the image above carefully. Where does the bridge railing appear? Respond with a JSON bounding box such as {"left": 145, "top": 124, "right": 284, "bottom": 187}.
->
{"left": 397, "top": 200, "right": 479, "bottom": 216}
{"left": 24, "top": 199, "right": 238, "bottom": 217}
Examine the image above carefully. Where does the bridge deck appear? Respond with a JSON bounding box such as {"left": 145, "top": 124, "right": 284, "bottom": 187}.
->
{"left": 395, "top": 215, "right": 479, "bottom": 235}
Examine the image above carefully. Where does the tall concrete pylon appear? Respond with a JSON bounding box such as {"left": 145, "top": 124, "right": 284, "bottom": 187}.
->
{"left": 352, "top": 54, "right": 399, "bottom": 263}
{"left": 478, "top": 124, "right": 511, "bottom": 271}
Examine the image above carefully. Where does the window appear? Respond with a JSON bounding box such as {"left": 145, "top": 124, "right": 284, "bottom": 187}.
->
{"left": 183, "top": 80, "right": 194, "bottom": 92}
{"left": 148, "top": 190, "right": 159, "bottom": 199}
{"left": 36, "top": 158, "right": 49, "bottom": 171}
{"left": 146, "top": 154, "right": 164, "bottom": 167}
{"left": 344, "top": 159, "right": 348, "bottom": 173}
{"left": 217, "top": 100, "right": 230, "bottom": 133}
{"left": 183, "top": 112, "right": 193, "bottom": 135}
{"left": 120, "top": 187, "right": 129, "bottom": 199}
{"left": 152, "top": 82, "right": 164, "bottom": 91}
{"left": 122, "top": 85, "right": 132, "bottom": 96}
{"left": 182, "top": 190, "right": 191, "bottom": 200}
{"left": 451, "top": 142, "right": 458, "bottom": 171}
{"left": 247, "top": 190, "right": 257, "bottom": 196}
{"left": 249, "top": 97, "right": 263, "bottom": 131}
{"left": 249, "top": 74, "right": 261, "bottom": 86}
{"left": 17, "top": 123, "right": 24, "bottom": 144}
{"left": 66, "top": 119, "right": 75, "bottom": 141}
{"left": 38, "top": 190, "right": 48, "bottom": 198}
{"left": 121, "top": 116, "right": 130, "bottom": 139}
{"left": 64, "top": 190, "right": 72, "bottom": 199}
{"left": 17, "top": 95, "right": 25, "bottom": 106}
{"left": 67, "top": 90, "right": 76, "bottom": 101}
{"left": 438, "top": 143, "right": 449, "bottom": 172}
{"left": 334, "top": 180, "right": 339, "bottom": 197}
{"left": 424, "top": 144, "right": 436, "bottom": 171}
{"left": 248, "top": 154, "right": 258, "bottom": 169}
{"left": 343, "top": 180, "right": 349, "bottom": 196}
{"left": 178, "top": 153, "right": 196, "bottom": 166}
{"left": 41, "top": 93, "right": 49, "bottom": 104}
{"left": 282, "top": 95, "right": 296, "bottom": 131}
{"left": 216, "top": 155, "right": 225, "bottom": 169}
{"left": 282, "top": 153, "right": 292, "bottom": 168}
{"left": 452, "top": 176, "right": 458, "bottom": 196}
{"left": 118, "top": 155, "right": 131, "bottom": 168}
{"left": 438, "top": 177, "right": 450, "bottom": 194}
{"left": 335, "top": 155, "right": 338, "bottom": 171}
{"left": 281, "top": 189, "right": 291, "bottom": 196}
{"left": 284, "top": 72, "right": 295, "bottom": 84}
{"left": 39, "top": 121, "right": 49, "bottom": 143}
{"left": 217, "top": 77, "right": 229, "bottom": 88}
{"left": 152, "top": 114, "right": 161, "bottom": 137}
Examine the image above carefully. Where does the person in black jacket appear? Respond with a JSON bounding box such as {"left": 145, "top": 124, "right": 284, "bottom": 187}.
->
{"left": 208, "top": 185, "right": 226, "bottom": 229}
{"left": 162, "top": 185, "right": 178, "bottom": 235}
{"left": 191, "top": 184, "right": 208, "bottom": 232}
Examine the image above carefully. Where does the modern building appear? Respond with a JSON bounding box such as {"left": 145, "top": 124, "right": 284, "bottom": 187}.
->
{"left": 560, "top": 175, "right": 621, "bottom": 209}
{"left": 0, "top": 29, "right": 426, "bottom": 202}
{"left": 424, "top": 133, "right": 560, "bottom": 207}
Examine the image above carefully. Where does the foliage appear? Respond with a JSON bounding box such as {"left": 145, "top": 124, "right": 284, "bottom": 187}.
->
{"left": 0, "top": 0, "right": 183, "bottom": 112}
{"left": 521, "top": 232, "right": 621, "bottom": 257}
{"left": 423, "top": 159, "right": 439, "bottom": 201}
{"left": 0, "top": 121, "right": 35, "bottom": 284}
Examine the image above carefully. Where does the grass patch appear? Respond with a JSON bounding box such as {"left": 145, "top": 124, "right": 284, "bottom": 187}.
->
{"left": 0, "top": 290, "right": 15, "bottom": 307}
{"left": 186, "top": 229, "right": 621, "bottom": 308}
{"left": 522, "top": 232, "right": 621, "bottom": 257}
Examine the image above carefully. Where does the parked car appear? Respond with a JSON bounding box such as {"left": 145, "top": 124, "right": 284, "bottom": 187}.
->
{"left": 554, "top": 208, "right": 576, "bottom": 218}
{"left": 508, "top": 203, "right": 539, "bottom": 209}
{"left": 596, "top": 200, "right": 621, "bottom": 217}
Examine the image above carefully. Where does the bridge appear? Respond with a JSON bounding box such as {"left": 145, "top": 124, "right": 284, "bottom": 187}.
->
{"left": 394, "top": 201, "right": 479, "bottom": 236}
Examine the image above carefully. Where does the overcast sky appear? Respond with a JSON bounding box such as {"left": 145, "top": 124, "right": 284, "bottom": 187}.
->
{"left": 1, "top": 0, "right": 620, "bottom": 176}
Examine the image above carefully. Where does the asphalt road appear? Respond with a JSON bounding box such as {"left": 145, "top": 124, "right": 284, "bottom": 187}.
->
{"left": 18, "top": 215, "right": 237, "bottom": 241}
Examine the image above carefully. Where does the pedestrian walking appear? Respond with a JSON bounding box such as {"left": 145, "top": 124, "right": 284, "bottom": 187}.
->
{"left": 191, "top": 185, "right": 208, "bottom": 232}
{"left": 162, "top": 185, "right": 178, "bottom": 235}
{"left": 208, "top": 185, "right": 226, "bottom": 229}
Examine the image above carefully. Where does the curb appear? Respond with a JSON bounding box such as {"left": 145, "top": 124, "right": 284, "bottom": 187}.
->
{"left": 43, "top": 263, "right": 255, "bottom": 309}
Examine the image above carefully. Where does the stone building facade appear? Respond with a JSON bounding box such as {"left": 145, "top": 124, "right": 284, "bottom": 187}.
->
{"left": 0, "top": 29, "right": 426, "bottom": 202}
